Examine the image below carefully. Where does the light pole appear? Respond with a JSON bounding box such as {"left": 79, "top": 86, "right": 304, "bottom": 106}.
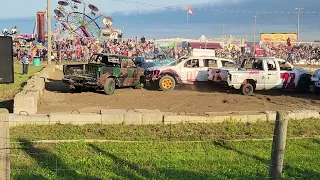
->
{"left": 295, "top": 7, "right": 303, "bottom": 42}
{"left": 222, "top": 23, "right": 225, "bottom": 37}
{"left": 253, "top": 15, "right": 258, "bottom": 53}
{"left": 47, "top": 0, "right": 52, "bottom": 65}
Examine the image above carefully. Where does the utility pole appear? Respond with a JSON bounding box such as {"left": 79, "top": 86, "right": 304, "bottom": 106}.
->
{"left": 253, "top": 15, "right": 258, "bottom": 52}
{"left": 222, "top": 23, "right": 225, "bottom": 37}
{"left": 295, "top": 7, "right": 303, "bottom": 42}
{"left": 47, "top": 0, "right": 52, "bottom": 65}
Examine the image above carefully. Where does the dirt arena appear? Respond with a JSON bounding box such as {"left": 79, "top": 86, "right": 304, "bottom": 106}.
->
{"left": 37, "top": 70, "right": 320, "bottom": 114}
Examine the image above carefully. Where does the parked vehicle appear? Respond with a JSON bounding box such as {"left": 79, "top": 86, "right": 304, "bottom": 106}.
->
{"left": 311, "top": 69, "right": 320, "bottom": 92}
{"left": 145, "top": 56, "right": 235, "bottom": 91}
{"left": 62, "top": 53, "right": 145, "bottom": 95}
{"left": 219, "top": 57, "right": 312, "bottom": 95}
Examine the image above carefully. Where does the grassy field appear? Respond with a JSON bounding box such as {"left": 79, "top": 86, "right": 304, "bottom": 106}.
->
{"left": 0, "top": 63, "right": 43, "bottom": 110}
{"left": 10, "top": 119, "right": 320, "bottom": 180}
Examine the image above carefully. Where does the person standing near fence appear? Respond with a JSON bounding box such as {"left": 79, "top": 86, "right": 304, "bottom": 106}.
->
{"left": 22, "top": 54, "right": 29, "bottom": 75}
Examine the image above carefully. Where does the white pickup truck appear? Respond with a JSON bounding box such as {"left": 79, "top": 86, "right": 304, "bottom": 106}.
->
{"left": 145, "top": 56, "right": 236, "bottom": 91}
{"left": 210, "top": 57, "right": 312, "bottom": 95}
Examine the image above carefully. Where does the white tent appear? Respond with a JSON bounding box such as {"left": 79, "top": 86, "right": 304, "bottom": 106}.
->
{"left": 199, "top": 35, "right": 206, "bottom": 41}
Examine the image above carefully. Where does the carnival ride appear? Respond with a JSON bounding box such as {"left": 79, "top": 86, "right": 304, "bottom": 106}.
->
{"left": 54, "top": 0, "right": 115, "bottom": 40}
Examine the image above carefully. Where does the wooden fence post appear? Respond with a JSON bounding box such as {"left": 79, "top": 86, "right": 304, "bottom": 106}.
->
{"left": 0, "top": 109, "right": 10, "bottom": 180}
{"left": 269, "top": 111, "right": 289, "bottom": 180}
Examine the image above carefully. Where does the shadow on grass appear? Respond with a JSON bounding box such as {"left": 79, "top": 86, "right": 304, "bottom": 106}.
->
{"left": 213, "top": 140, "right": 320, "bottom": 179}
{"left": 88, "top": 144, "right": 214, "bottom": 180}
{"left": 89, "top": 144, "right": 155, "bottom": 179}
{"left": 312, "top": 139, "right": 320, "bottom": 144}
{"left": 13, "top": 174, "right": 47, "bottom": 180}
{"left": 15, "top": 138, "right": 101, "bottom": 180}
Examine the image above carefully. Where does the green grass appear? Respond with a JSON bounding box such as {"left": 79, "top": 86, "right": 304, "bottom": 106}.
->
{"left": 10, "top": 119, "right": 320, "bottom": 141}
{"left": 0, "top": 63, "right": 43, "bottom": 101}
{"left": 10, "top": 139, "right": 320, "bottom": 180}
{"left": 10, "top": 119, "right": 320, "bottom": 179}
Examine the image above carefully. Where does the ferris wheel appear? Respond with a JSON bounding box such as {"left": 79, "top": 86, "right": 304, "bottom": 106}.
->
{"left": 54, "top": 0, "right": 113, "bottom": 40}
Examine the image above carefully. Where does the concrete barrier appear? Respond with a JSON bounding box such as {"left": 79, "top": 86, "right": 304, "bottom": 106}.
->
{"left": 264, "top": 111, "right": 277, "bottom": 122}
{"left": 55, "top": 65, "right": 64, "bottom": 71}
{"left": 23, "top": 78, "right": 45, "bottom": 96}
{"left": 164, "top": 115, "right": 212, "bottom": 124}
{"left": 13, "top": 65, "right": 56, "bottom": 115}
{"left": 205, "top": 111, "right": 268, "bottom": 122}
{"left": 123, "top": 110, "right": 142, "bottom": 125}
{"left": 13, "top": 91, "right": 38, "bottom": 114}
{"left": 49, "top": 113, "right": 102, "bottom": 125}
{"left": 39, "top": 69, "right": 51, "bottom": 81}
{"left": 9, "top": 114, "right": 49, "bottom": 127}
{"left": 287, "top": 110, "right": 320, "bottom": 119}
{"left": 6, "top": 109, "right": 320, "bottom": 126}
{"left": 100, "top": 109, "right": 126, "bottom": 124}
{"left": 136, "top": 109, "right": 163, "bottom": 124}
{"left": 100, "top": 109, "right": 163, "bottom": 125}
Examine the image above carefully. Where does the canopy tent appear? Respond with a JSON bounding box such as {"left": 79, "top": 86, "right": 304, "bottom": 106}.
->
{"left": 188, "top": 42, "right": 222, "bottom": 49}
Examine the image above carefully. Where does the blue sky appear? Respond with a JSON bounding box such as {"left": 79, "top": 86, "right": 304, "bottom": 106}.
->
{"left": 0, "top": 0, "right": 233, "bottom": 18}
{"left": 1, "top": 0, "right": 319, "bottom": 41}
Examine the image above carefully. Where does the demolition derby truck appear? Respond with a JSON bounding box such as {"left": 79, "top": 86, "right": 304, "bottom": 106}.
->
{"left": 209, "top": 57, "right": 312, "bottom": 95}
{"left": 311, "top": 69, "right": 320, "bottom": 92}
{"left": 62, "top": 53, "right": 145, "bottom": 95}
{"left": 145, "top": 56, "right": 235, "bottom": 91}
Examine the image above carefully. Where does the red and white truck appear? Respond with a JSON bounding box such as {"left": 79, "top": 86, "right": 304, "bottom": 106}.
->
{"left": 208, "top": 57, "right": 312, "bottom": 95}
{"left": 145, "top": 56, "right": 235, "bottom": 91}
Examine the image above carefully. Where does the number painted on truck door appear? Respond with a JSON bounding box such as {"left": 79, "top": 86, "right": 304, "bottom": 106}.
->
{"left": 280, "top": 73, "right": 295, "bottom": 89}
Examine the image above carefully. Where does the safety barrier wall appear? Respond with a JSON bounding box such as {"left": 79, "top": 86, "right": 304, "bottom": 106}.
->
{"left": 8, "top": 109, "right": 320, "bottom": 127}
{"left": 13, "top": 66, "right": 56, "bottom": 115}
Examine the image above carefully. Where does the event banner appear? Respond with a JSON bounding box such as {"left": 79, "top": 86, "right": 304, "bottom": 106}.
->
{"left": 261, "top": 33, "right": 297, "bottom": 42}
{"left": 37, "top": 12, "right": 45, "bottom": 43}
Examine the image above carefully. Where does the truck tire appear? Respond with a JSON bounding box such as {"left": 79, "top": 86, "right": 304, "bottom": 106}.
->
{"left": 314, "top": 85, "right": 320, "bottom": 93}
{"left": 135, "top": 76, "right": 146, "bottom": 89}
{"left": 240, "top": 83, "right": 254, "bottom": 96}
{"left": 104, "top": 78, "right": 116, "bottom": 95}
{"left": 149, "top": 80, "right": 159, "bottom": 89}
{"left": 159, "top": 75, "right": 175, "bottom": 91}
{"left": 297, "top": 77, "right": 311, "bottom": 93}
{"left": 71, "top": 86, "right": 82, "bottom": 93}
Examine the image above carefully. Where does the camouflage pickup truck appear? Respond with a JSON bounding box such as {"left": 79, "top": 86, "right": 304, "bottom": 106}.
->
{"left": 62, "top": 53, "right": 145, "bottom": 95}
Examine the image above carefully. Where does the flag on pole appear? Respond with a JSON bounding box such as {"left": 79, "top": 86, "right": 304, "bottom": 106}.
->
{"left": 187, "top": 7, "right": 193, "bottom": 15}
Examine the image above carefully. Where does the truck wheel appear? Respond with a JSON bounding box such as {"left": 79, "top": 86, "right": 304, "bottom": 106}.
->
{"left": 71, "top": 86, "right": 82, "bottom": 93}
{"left": 240, "top": 83, "right": 254, "bottom": 96}
{"left": 149, "top": 80, "right": 159, "bottom": 89}
{"left": 297, "top": 78, "right": 310, "bottom": 93}
{"left": 135, "top": 76, "right": 146, "bottom": 89}
{"left": 159, "top": 75, "right": 175, "bottom": 91}
{"left": 104, "top": 78, "right": 116, "bottom": 95}
{"left": 314, "top": 85, "right": 320, "bottom": 93}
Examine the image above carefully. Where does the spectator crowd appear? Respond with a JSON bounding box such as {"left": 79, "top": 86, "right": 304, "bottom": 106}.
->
{"left": 51, "top": 38, "right": 190, "bottom": 62}
{"left": 262, "top": 41, "right": 320, "bottom": 62}
{"left": 13, "top": 36, "right": 320, "bottom": 65}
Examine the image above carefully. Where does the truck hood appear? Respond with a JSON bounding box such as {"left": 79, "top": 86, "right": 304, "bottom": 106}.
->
{"left": 147, "top": 65, "right": 177, "bottom": 72}
{"left": 296, "top": 68, "right": 312, "bottom": 75}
